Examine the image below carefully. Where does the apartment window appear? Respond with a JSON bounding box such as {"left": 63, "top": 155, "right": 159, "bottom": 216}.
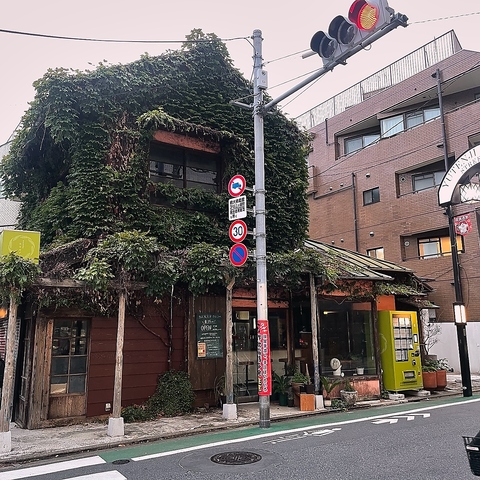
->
{"left": 412, "top": 171, "right": 445, "bottom": 192}
{"left": 345, "top": 133, "right": 380, "bottom": 154}
{"left": 418, "top": 235, "right": 463, "bottom": 259}
{"left": 148, "top": 143, "right": 219, "bottom": 192}
{"left": 367, "top": 247, "right": 384, "bottom": 259}
{"left": 50, "top": 319, "right": 88, "bottom": 395}
{"left": 381, "top": 107, "right": 440, "bottom": 138}
{"left": 363, "top": 187, "right": 380, "bottom": 205}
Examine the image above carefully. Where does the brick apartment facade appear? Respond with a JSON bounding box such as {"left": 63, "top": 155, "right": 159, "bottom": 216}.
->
{"left": 301, "top": 31, "right": 480, "bottom": 325}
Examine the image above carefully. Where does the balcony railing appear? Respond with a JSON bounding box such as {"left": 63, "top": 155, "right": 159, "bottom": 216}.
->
{"left": 295, "top": 30, "right": 462, "bottom": 130}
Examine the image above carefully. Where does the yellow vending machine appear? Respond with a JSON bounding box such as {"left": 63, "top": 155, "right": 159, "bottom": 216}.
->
{"left": 378, "top": 311, "right": 423, "bottom": 392}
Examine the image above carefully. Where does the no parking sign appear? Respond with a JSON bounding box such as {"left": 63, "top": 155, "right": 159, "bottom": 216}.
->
{"left": 229, "top": 243, "right": 248, "bottom": 267}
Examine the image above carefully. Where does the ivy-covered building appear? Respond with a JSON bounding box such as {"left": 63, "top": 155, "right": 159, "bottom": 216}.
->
{"left": 0, "top": 33, "right": 430, "bottom": 428}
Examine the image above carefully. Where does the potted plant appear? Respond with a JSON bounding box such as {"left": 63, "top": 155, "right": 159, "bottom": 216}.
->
{"left": 422, "top": 361, "right": 437, "bottom": 391}
{"left": 273, "top": 372, "right": 291, "bottom": 406}
{"left": 291, "top": 370, "right": 310, "bottom": 392}
{"left": 320, "top": 375, "right": 343, "bottom": 407}
{"left": 435, "top": 358, "right": 449, "bottom": 391}
{"left": 287, "top": 389, "right": 295, "bottom": 407}
{"left": 340, "top": 378, "right": 358, "bottom": 406}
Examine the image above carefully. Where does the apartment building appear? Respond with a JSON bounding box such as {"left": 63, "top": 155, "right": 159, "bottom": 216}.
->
{"left": 299, "top": 31, "right": 480, "bottom": 371}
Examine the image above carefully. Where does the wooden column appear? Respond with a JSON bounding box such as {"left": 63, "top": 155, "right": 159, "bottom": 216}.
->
{"left": 0, "top": 297, "right": 18, "bottom": 433}
{"left": 309, "top": 273, "right": 320, "bottom": 393}
{"left": 112, "top": 291, "right": 126, "bottom": 418}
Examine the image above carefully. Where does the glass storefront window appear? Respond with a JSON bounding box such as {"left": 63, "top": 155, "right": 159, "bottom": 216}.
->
{"left": 320, "top": 307, "right": 375, "bottom": 375}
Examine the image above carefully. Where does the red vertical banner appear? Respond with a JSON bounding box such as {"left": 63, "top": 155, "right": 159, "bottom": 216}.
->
{"left": 257, "top": 319, "right": 271, "bottom": 396}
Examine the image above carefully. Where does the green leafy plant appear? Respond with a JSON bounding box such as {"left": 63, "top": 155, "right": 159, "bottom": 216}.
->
{"left": 273, "top": 372, "right": 291, "bottom": 395}
{"left": 331, "top": 399, "right": 347, "bottom": 411}
{"left": 437, "top": 358, "right": 450, "bottom": 371}
{"left": 122, "top": 370, "right": 195, "bottom": 422}
{"left": 320, "top": 375, "right": 343, "bottom": 399}
{"left": 342, "top": 378, "right": 356, "bottom": 392}
{"left": 291, "top": 370, "right": 310, "bottom": 385}
{"left": 0, "top": 252, "right": 40, "bottom": 304}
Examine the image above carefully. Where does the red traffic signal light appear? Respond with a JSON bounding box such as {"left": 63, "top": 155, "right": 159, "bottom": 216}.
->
{"left": 310, "top": 0, "right": 396, "bottom": 67}
{"left": 349, "top": 0, "right": 381, "bottom": 30}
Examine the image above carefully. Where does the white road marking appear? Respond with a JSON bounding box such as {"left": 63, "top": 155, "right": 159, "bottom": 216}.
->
{"left": 372, "top": 412, "right": 431, "bottom": 425}
{"left": 0, "top": 456, "right": 105, "bottom": 480}
{"left": 132, "top": 397, "right": 480, "bottom": 462}
{"left": 69, "top": 471, "right": 126, "bottom": 480}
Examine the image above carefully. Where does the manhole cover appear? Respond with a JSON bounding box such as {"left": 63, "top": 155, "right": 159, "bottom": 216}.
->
{"left": 211, "top": 451, "right": 262, "bottom": 466}
{"left": 112, "top": 459, "right": 131, "bottom": 465}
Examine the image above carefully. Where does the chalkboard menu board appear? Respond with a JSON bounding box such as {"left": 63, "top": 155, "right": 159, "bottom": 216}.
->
{"left": 196, "top": 313, "right": 223, "bottom": 359}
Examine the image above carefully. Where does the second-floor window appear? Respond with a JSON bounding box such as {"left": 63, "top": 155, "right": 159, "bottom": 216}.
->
{"left": 345, "top": 133, "right": 380, "bottom": 155}
{"left": 381, "top": 107, "right": 440, "bottom": 138}
{"left": 412, "top": 171, "right": 445, "bottom": 192}
{"left": 148, "top": 143, "right": 219, "bottom": 192}
{"left": 363, "top": 187, "right": 380, "bottom": 205}
{"left": 418, "top": 235, "right": 463, "bottom": 259}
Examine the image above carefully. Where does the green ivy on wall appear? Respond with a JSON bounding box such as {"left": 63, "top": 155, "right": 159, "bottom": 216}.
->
{"left": 1, "top": 32, "right": 310, "bottom": 256}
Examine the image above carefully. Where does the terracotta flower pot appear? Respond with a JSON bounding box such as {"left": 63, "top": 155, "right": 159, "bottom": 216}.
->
{"left": 435, "top": 369, "right": 447, "bottom": 391}
{"left": 422, "top": 371, "right": 437, "bottom": 391}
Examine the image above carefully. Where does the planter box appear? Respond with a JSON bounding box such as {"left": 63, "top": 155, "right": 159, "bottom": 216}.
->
{"left": 435, "top": 369, "right": 447, "bottom": 391}
{"left": 422, "top": 371, "right": 437, "bottom": 391}
{"left": 299, "top": 393, "right": 315, "bottom": 411}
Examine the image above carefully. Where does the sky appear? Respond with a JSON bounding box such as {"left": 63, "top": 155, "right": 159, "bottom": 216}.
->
{"left": 1, "top": 0, "right": 480, "bottom": 146}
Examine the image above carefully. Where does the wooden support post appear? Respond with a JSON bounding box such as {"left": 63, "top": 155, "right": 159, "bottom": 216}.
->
{"left": 108, "top": 290, "right": 126, "bottom": 436}
{"left": 0, "top": 296, "right": 18, "bottom": 452}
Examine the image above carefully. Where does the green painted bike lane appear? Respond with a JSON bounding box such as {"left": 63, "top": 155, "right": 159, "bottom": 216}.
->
{"left": 99, "top": 395, "right": 479, "bottom": 463}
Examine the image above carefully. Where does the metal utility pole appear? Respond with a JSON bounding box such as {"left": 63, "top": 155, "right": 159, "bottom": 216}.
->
{"left": 435, "top": 68, "right": 472, "bottom": 397}
{"left": 252, "top": 29, "right": 270, "bottom": 428}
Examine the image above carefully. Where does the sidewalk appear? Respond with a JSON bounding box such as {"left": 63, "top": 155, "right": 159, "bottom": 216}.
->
{"left": 1, "top": 374, "right": 479, "bottom": 466}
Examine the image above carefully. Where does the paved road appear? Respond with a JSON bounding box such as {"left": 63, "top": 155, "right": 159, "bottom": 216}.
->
{"left": 1, "top": 396, "right": 479, "bottom": 479}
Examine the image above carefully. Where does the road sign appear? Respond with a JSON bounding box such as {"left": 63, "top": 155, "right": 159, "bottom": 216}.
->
{"left": 228, "top": 196, "right": 247, "bottom": 220}
{"left": 229, "top": 220, "right": 248, "bottom": 243}
{"left": 228, "top": 175, "right": 246, "bottom": 197}
{"left": 229, "top": 243, "right": 248, "bottom": 267}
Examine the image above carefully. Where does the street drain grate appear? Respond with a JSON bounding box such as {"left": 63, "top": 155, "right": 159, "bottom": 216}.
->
{"left": 210, "top": 451, "right": 262, "bottom": 465}
{"left": 112, "top": 459, "right": 131, "bottom": 465}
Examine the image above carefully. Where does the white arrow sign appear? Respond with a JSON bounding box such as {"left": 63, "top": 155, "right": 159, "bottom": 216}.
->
{"left": 311, "top": 428, "right": 342, "bottom": 436}
{"left": 372, "top": 413, "right": 430, "bottom": 425}
{"left": 372, "top": 418, "right": 398, "bottom": 425}
{"left": 265, "top": 427, "right": 341, "bottom": 444}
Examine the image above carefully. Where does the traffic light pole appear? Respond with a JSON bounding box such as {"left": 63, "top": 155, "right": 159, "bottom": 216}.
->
{"left": 247, "top": 8, "right": 408, "bottom": 429}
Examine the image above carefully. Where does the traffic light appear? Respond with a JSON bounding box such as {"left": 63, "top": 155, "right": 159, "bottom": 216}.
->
{"left": 310, "top": 0, "right": 399, "bottom": 67}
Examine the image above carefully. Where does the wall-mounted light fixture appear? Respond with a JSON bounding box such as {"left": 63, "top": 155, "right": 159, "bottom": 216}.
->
{"left": 453, "top": 302, "right": 467, "bottom": 324}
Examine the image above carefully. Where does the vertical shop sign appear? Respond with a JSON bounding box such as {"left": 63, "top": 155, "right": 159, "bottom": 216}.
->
{"left": 257, "top": 319, "right": 271, "bottom": 395}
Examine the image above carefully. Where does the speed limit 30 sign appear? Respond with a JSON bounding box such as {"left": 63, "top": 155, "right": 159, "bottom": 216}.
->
{"left": 229, "top": 220, "right": 248, "bottom": 243}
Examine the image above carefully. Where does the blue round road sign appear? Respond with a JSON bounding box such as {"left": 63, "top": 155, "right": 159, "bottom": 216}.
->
{"left": 229, "top": 243, "right": 248, "bottom": 267}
